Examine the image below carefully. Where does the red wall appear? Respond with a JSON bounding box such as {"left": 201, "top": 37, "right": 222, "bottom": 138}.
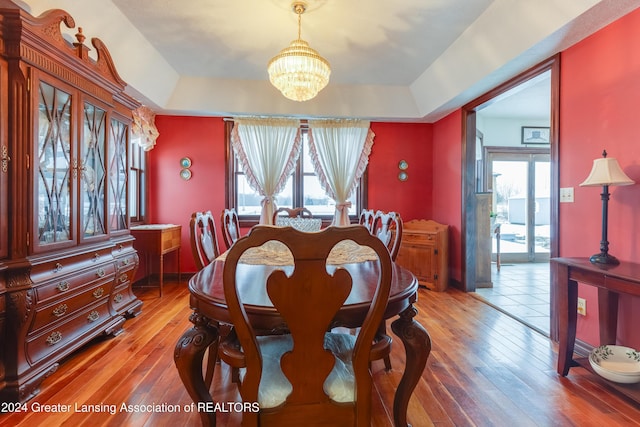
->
{"left": 148, "top": 119, "right": 433, "bottom": 274}
{"left": 368, "top": 122, "right": 433, "bottom": 221}
{"left": 431, "top": 110, "right": 463, "bottom": 284}
{"left": 559, "top": 7, "right": 640, "bottom": 348}
{"left": 147, "top": 116, "right": 227, "bottom": 273}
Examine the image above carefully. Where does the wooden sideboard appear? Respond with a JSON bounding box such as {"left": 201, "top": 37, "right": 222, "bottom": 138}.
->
{"left": 552, "top": 257, "right": 640, "bottom": 403}
{"left": 131, "top": 225, "right": 182, "bottom": 296}
{"left": 396, "top": 220, "right": 449, "bottom": 291}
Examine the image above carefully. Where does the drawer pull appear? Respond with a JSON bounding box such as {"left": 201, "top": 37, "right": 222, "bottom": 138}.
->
{"left": 93, "top": 288, "right": 104, "bottom": 298}
{"left": 96, "top": 268, "right": 106, "bottom": 278}
{"left": 87, "top": 311, "right": 100, "bottom": 323}
{"left": 118, "top": 244, "right": 124, "bottom": 251}
{"left": 93, "top": 253, "right": 101, "bottom": 262}
{"left": 46, "top": 331, "right": 62, "bottom": 346}
{"left": 119, "top": 273, "right": 128, "bottom": 283}
{"left": 114, "top": 293, "right": 123, "bottom": 304}
{"left": 123, "top": 257, "right": 131, "bottom": 265}
{"left": 54, "top": 262, "right": 63, "bottom": 273}
{"left": 52, "top": 304, "right": 68, "bottom": 317}
{"left": 57, "top": 281, "right": 70, "bottom": 292}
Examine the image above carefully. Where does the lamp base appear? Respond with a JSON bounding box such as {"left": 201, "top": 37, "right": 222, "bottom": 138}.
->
{"left": 589, "top": 252, "right": 620, "bottom": 265}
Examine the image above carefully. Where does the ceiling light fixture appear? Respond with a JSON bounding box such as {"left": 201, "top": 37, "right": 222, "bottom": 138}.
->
{"left": 267, "top": 1, "right": 331, "bottom": 102}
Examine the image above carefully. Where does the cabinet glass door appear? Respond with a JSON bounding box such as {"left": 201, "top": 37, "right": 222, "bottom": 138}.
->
{"left": 81, "top": 102, "right": 107, "bottom": 238}
{"left": 37, "top": 81, "right": 73, "bottom": 246}
{"left": 109, "top": 118, "right": 129, "bottom": 231}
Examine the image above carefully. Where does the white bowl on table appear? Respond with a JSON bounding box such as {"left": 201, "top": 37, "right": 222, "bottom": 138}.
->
{"left": 588, "top": 345, "right": 640, "bottom": 384}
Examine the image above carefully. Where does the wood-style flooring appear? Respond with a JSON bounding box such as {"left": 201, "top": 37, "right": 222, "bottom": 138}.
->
{"left": 1, "top": 278, "right": 639, "bottom": 427}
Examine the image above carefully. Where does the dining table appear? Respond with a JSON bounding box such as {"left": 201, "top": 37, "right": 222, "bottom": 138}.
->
{"left": 174, "top": 240, "right": 431, "bottom": 426}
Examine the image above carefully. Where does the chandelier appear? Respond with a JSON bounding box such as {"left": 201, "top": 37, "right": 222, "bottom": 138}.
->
{"left": 267, "top": 2, "right": 331, "bottom": 102}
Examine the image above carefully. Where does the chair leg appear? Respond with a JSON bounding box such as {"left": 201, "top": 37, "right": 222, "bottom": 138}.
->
{"left": 383, "top": 355, "right": 392, "bottom": 371}
{"left": 378, "top": 321, "right": 392, "bottom": 371}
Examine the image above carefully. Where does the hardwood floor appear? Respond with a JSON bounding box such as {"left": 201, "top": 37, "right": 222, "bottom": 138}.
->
{"left": 2, "top": 278, "right": 639, "bottom": 426}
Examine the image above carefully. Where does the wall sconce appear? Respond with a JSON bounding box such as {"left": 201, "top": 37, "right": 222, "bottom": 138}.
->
{"left": 579, "top": 150, "right": 634, "bottom": 265}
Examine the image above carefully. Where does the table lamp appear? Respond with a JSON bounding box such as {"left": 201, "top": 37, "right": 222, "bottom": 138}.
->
{"left": 579, "top": 150, "right": 634, "bottom": 265}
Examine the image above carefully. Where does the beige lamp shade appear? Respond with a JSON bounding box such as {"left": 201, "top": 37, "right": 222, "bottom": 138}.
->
{"left": 580, "top": 156, "right": 634, "bottom": 187}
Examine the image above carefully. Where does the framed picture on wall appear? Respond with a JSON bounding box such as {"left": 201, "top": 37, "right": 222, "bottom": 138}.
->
{"left": 521, "top": 126, "right": 550, "bottom": 144}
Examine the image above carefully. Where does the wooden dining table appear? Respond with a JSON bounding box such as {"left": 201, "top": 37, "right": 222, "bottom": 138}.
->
{"left": 174, "top": 243, "right": 431, "bottom": 426}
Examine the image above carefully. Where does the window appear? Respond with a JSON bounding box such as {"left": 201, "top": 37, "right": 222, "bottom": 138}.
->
{"left": 226, "top": 121, "right": 367, "bottom": 224}
{"left": 129, "top": 137, "right": 146, "bottom": 224}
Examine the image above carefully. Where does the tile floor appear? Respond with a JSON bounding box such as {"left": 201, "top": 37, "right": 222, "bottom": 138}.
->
{"left": 473, "top": 262, "right": 551, "bottom": 336}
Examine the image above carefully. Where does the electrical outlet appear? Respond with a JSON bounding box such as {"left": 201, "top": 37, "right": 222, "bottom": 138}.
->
{"left": 577, "top": 297, "right": 586, "bottom": 316}
{"left": 560, "top": 187, "right": 574, "bottom": 203}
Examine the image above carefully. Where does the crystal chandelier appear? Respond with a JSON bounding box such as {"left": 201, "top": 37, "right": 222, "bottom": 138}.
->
{"left": 267, "top": 2, "right": 331, "bottom": 102}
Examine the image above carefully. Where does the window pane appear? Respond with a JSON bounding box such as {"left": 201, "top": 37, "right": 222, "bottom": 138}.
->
{"left": 129, "top": 171, "right": 138, "bottom": 217}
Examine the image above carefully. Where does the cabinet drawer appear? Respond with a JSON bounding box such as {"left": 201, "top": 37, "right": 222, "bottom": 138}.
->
{"left": 113, "top": 239, "right": 135, "bottom": 255}
{"left": 403, "top": 232, "right": 436, "bottom": 244}
{"left": 30, "top": 280, "right": 111, "bottom": 333}
{"left": 36, "top": 262, "right": 116, "bottom": 304}
{"left": 110, "top": 283, "right": 138, "bottom": 314}
{"left": 30, "top": 247, "right": 115, "bottom": 284}
{"left": 115, "top": 252, "right": 138, "bottom": 271}
{"left": 26, "top": 300, "right": 111, "bottom": 365}
{"left": 115, "top": 268, "right": 135, "bottom": 287}
{"left": 161, "top": 228, "right": 181, "bottom": 253}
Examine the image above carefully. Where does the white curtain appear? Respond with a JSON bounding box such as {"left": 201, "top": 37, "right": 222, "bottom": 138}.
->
{"left": 231, "top": 117, "right": 301, "bottom": 224}
{"left": 308, "top": 119, "right": 374, "bottom": 226}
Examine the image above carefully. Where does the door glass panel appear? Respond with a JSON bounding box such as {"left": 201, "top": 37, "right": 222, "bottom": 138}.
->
{"left": 534, "top": 159, "right": 551, "bottom": 254}
{"left": 493, "top": 160, "right": 528, "bottom": 255}
{"left": 109, "top": 118, "right": 129, "bottom": 231}
{"left": 37, "top": 82, "right": 72, "bottom": 244}
{"left": 81, "top": 102, "right": 106, "bottom": 237}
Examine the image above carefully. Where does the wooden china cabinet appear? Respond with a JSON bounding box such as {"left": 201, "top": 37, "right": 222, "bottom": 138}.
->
{"left": 0, "top": 1, "right": 142, "bottom": 402}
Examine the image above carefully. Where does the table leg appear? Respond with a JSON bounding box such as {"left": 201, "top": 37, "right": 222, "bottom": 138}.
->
{"left": 598, "top": 288, "right": 619, "bottom": 345}
{"left": 390, "top": 304, "right": 431, "bottom": 427}
{"left": 159, "top": 254, "right": 164, "bottom": 297}
{"left": 556, "top": 263, "right": 578, "bottom": 376}
{"left": 174, "top": 312, "right": 219, "bottom": 427}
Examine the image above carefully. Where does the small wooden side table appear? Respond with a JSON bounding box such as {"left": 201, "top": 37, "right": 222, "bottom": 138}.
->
{"left": 131, "top": 224, "right": 182, "bottom": 296}
{"left": 552, "top": 257, "right": 640, "bottom": 404}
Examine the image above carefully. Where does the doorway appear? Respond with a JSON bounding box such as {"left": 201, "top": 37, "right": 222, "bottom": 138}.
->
{"left": 461, "top": 57, "right": 559, "bottom": 336}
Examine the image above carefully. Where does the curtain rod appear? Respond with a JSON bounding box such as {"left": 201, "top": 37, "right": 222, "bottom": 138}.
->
{"left": 223, "top": 117, "right": 310, "bottom": 127}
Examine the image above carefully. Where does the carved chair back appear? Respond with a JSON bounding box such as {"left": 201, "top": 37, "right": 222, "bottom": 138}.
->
{"left": 372, "top": 211, "right": 403, "bottom": 261}
{"left": 189, "top": 211, "right": 220, "bottom": 270}
{"left": 221, "top": 208, "right": 241, "bottom": 250}
{"left": 222, "top": 225, "right": 392, "bottom": 426}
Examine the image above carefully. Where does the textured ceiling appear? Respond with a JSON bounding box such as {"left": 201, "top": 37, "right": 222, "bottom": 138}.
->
{"left": 19, "top": 0, "right": 640, "bottom": 121}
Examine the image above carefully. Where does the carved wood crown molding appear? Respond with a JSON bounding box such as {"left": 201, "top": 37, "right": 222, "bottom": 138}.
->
{"left": 1, "top": 1, "right": 127, "bottom": 91}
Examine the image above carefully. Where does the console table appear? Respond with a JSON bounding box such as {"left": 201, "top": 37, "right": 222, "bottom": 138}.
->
{"left": 131, "top": 224, "right": 182, "bottom": 296}
{"left": 552, "top": 257, "right": 640, "bottom": 401}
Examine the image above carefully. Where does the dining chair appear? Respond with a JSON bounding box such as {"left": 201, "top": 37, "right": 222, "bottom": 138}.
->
{"left": 189, "top": 210, "right": 223, "bottom": 385}
{"left": 190, "top": 211, "right": 220, "bottom": 270}
{"left": 370, "top": 210, "right": 403, "bottom": 371}
{"left": 372, "top": 210, "right": 403, "bottom": 262}
{"left": 221, "top": 208, "right": 241, "bottom": 250}
{"left": 358, "top": 208, "right": 375, "bottom": 233}
{"left": 219, "top": 225, "right": 392, "bottom": 426}
{"left": 272, "top": 206, "right": 313, "bottom": 224}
